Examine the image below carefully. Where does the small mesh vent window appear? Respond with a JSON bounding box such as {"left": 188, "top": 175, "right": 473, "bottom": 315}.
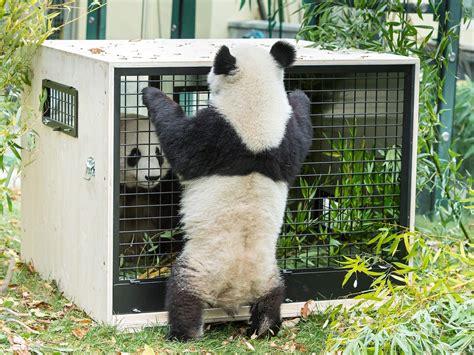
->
{"left": 42, "top": 79, "right": 78, "bottom": 137}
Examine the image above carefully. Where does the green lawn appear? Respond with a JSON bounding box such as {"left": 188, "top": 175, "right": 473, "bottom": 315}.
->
{"left": 0, "top": 205, "right": 328, "bottom": 353}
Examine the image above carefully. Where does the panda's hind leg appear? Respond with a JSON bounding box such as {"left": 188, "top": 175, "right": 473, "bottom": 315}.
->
{"left": 166, "top": 266, "right": 203, "bottom": 341}
{"left": 247, "top": 283, "right": 285, "bottom": 338}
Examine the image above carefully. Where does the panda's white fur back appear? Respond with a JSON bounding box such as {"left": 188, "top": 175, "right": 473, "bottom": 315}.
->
{"left": 179, "top": 173, "right": 287, "bottom": 312}
{"left": 208, "top": 44, "right": 292, "bottom": 153}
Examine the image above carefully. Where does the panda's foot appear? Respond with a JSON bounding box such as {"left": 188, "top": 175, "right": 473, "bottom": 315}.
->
{"left": 166, "top": 271, "right": 204, "bottom": 341}
{"left": 247, "top": 284, "right": 285, "bottom": 338}
{"left": 168, "top": 326, "right": 203, "bottom": 342}
{"left": 167, "top": 294, "right": 204, "bottom": 341}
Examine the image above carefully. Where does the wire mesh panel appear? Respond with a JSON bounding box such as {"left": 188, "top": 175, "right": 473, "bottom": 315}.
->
{"left": 117, "top": 71, "right": 209, "bottom": 283}
{"left": 280, "top": 69, "right": 405, "bottom": 270}
{"left": 113, "top": 65, "right": 414, "bottom": 313}
{"left": 42, "top": 79, "right": 78, "bottom": 137}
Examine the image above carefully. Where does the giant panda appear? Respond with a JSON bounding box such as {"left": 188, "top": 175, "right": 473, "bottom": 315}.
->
{"left": 119, "top": 117, "right": 182, "bottom": 247}
{"left": 142, "top": 41, "right": 313, "bottom": 340}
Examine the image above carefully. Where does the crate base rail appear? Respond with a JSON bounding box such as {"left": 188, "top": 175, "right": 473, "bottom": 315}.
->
{"left": 112, "top": 299, "right": 359, "bottom": 331}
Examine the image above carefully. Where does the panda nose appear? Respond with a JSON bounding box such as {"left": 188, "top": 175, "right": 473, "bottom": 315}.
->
{"left": 145, "top": 175, "right": 160, "bottom": 181}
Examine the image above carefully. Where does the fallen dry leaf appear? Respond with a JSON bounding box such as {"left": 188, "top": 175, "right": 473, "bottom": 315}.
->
{"left": 8, "top": 335, "right": 29, "bottom": 353}
{"left": 27, "top": 262, "right": 35, "bottom": 273}
{"left": 28, "top": 300, "right": 51, "bottom": 309}
{"left": 64, "top": 302, "right": 77, "bottom": 311}
{"left": 282, "top": 317, "right": 300, "bottom": 329}
{"left": 282, "top": 341, "right": 297, "bottom": 352}
{"left": 78, "top": 318, "right": 93, "bottom": 325}
{"left": 243, "top": 339, "right": 255, "bottom": 351}
{"left": 300, "top": 300, "right": 317, "bottom": 319}
{"left": 70, "top": 316, "right": 93, "bottom": 325}
{"left": 10, "top": 345, "right": 29, "bottom": 354}
{"left": 72, "top": 327, "right": 89, "bottom": 339}
{"left": 10, "top": 334, "right": 26, "bottom": 345}
{"left": 50, "top": 310, "right": 65, "bottom": 320}
{"left": 31, "top": 308, "right": 47, "bottom": 318}
{"left": 88, "top": 47, "right": 104, "bottom": 54}
{"left": 36, "top": 319, "right": 52, "bottom": 325}
{"left": 140, "top": 344, "right": 155, "bottom": 355}
{"left": 295, "top": 343, "right": 307, "bottom": 352}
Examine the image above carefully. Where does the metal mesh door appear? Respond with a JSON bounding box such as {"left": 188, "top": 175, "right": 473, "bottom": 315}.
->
{"left": 113, "top": 65, "right": 414, "bottom": 314}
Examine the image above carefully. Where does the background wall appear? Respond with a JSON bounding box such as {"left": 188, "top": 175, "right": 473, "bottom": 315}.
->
{"left": 60, "top": 0, "right": 305, "bottom": 40}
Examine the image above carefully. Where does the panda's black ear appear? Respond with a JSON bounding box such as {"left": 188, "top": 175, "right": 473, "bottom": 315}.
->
{"left": 213, "top": 45, "right": 237, "bottom": 75}
{"left": 270, "top": 41, "right": 296, "bottom": 68}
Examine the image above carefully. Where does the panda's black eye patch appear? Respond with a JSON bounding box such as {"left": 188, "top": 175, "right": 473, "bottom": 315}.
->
{"left": 156, "top": 147, "right": 164, "bottom": 166}
{"left": 127, "top": 147, "right": 141, "bottom": 167}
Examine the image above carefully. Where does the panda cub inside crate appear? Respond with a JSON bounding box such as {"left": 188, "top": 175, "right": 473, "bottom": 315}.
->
{"left": 119, "top": 116, "right": 183, "bottom": 280}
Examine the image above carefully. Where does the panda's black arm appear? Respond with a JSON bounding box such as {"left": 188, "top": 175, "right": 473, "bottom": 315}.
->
{"left": 142, "top": 86, "right": 220, "bottom": 178}
{"left": 142, "top": 87, "right": 194, "bottom": 174}
{"left": 288, "top": 90, "right": 313, "bottom": 146}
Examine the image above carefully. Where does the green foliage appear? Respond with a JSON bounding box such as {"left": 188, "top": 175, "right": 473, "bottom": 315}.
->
{"left": 119, "top": 230, "right": 182, "bottom": 280}
{"left": 324, "top": 230, "right": 474, "bottom": 354}
{"left": 453, "top": 76, "right": 474, "bottom": 174}
{"left": 289, "top": 1, "right": 474, "bottom": 353}
{"left": 325, "top": 132, "right": 401, "bottom": 235}
{"left": 0, "top": 0, "right": 59, "bottom": 213}
{"left": 279, "top": 135, "right": 402, "bottom": 268}
{"left": 299, "top": 0, "right": 472, "bottom": 239}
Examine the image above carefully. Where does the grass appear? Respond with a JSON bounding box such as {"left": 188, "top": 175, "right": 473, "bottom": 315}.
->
{"left": 0, "top": 199, "right": 328, "bottom": 353}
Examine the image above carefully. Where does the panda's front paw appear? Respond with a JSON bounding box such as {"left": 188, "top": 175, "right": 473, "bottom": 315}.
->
{"left": 168, "top": 329, "right": 203, "bottom": 342}
{"left": 142, "top": 87, "right": 183, "bottom": 128}
{"left": 142, "top": 86, "right": 167, "bottom": 108}
{"left": 288, "top": 90, "right": 310, "bottom": 110}
{"left": 247, "top": 285, "right": 284, "bottom": 338}
{"left": 246, "top": 315, "right": 281, "bottom": 339}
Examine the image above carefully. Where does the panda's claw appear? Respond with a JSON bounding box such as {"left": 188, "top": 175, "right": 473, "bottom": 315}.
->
{"left": 247, "top": 284, "right": 284, "bottom": 338}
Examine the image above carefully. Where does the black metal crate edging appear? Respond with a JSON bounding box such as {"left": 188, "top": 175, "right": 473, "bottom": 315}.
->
{"left": 113, "top": 64, "right": 416, "bottom": 315}
{"left": 42, "top": 79, "right": 78, "bottom": 137}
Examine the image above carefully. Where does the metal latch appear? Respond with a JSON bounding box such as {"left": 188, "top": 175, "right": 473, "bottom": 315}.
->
{"left": 84, "top": 157, "right": 96, "bottom": 181}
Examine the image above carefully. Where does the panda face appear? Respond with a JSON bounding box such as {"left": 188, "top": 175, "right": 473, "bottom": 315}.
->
{"left": 206, "top": 41, "right": 296, "bottom": 153}
{"left": 120, "top": 117, "right": 169, "bottom": 189}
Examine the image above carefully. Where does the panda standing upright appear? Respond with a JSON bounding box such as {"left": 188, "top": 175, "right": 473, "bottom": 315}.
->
{"left": 143, "top": 41, "right": 313, "bottom": 340}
